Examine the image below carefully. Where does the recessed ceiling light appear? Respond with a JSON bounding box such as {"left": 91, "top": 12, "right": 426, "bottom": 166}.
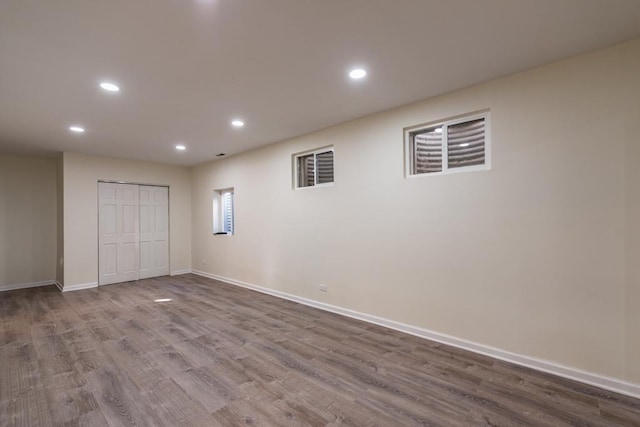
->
{"left": 69, "top": 126, "right": 85, "bottom": 133}
{"left": 349, "top": 68, "right": 367, "bottom": 79}
{"left": 459, "top": 143, "right": 470, "bottom": 147}
{"left": 175, "top": 144, "right": 186, "bottom": 151}
{"left": 99, "top": 82, "right": 120, "bottom": 92}
{"left": 231, "top": 120, "right": 244, "bottom": 127}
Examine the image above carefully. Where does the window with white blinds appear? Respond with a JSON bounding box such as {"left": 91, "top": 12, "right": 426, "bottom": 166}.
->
{"left": 406, "top": 112, "right": 489, "bottom": 176}
{"left": 294, "top": 147, "right": 334, "bottom": 188}
{"left": 222, "top": 191, "right": 234, "bottom": 234}
{"left": 213, "top": 188, "right": 234, "bottom": 235}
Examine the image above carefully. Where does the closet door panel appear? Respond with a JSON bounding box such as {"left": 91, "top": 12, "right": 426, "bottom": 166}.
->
{"left": 139, "top": 185, "right": 169, "bottom": 279}
{"left": 98, "top": 182, "right": 139, "bottom": 285}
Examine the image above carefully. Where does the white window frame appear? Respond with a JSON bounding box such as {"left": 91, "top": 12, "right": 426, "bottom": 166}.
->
{"left": 404, "top": 111, "right": 491, "bottom": 178}
{"left": 212, "top": 187, "right": 234, "bottom": 235}
{"left": 292, "top": 145, "right": 334, "bottom": 189}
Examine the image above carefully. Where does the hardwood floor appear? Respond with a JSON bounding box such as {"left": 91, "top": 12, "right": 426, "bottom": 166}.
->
{"left": 1, "top": 274, "right": 639, "bottom": 426}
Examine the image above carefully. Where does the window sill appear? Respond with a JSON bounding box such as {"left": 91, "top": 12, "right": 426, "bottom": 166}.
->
{"left": 406, "top": 164, "right": 490, "bottom": 179}
{"left": 294, "top": 182, "right": 334, "bottom": 191}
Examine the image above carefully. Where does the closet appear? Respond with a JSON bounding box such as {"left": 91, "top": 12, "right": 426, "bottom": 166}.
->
{"left": 98, "top": 182, "right": 169, "bottom": 286}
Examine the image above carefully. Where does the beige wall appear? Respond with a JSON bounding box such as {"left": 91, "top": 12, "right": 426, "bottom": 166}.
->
{"left": 56, "top": 154, "right": 64, "bottom": 285}
{"left": 62, "top": 152, "right": 191, "bottom": 287}
{"left": 0, "top": 153, "right": 57, "bottom": 287}
{"left": 625, "top": 77, "right": 640, "bottom": 382}
{"left": 192, "top": 39, "right": 640, "bottom": 383}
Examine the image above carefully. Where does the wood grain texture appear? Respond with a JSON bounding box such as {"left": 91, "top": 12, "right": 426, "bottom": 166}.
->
{"left": 1, "top": 274, "right": 639, "bottom": 426}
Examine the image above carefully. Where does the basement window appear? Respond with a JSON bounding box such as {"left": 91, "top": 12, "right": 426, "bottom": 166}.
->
{"left": 294, "top": 146, "right": 334, "bottom": 188}
{"left": 405, "top": 112, "right": 490, "bottom": 176}
{"left": 213, "top": 188, "right": 234, "bottom": 235}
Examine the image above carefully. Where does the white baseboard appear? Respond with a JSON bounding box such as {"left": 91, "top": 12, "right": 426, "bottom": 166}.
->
{"left": 61, "top": 282, "right": 98, "bottom": 292}
{"left": 170, "top": 269, "right": 191, "bottom": 276}
{"left": 0, "top": 280, "right": 56, "bottom": 292}
{"left": 191, "top": 269, "right": 640, "bottom": 399}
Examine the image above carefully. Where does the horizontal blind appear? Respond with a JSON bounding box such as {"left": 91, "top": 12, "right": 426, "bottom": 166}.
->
{"left": 297, "top": 154, "right": 315, "bottom": 187}
{"left": 222, "top": 191, "right": 234, "bottom": 233}
{"left": 316, "top": 150, "right": 334, "bottom": 184}
{"left": 413, "top": 129, "right": 443, "bottom": 173}
{"left": 447, "top": 118, "right": 485, "bottom": 169}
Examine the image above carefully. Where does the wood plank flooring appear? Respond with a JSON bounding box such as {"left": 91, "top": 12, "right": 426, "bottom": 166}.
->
{"left": 1, "top": 274, "right": 639, "bottom": 426}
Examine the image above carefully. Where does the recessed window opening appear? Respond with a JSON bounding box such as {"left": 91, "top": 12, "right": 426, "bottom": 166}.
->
{"left": 406, "top": 112, "right": 490, "bottom": 177}
{"left": 294, "top": 146, "right": 334, "bottom": 188}
{"left": 213, "top": 188, "right": 234, "bottom": 235}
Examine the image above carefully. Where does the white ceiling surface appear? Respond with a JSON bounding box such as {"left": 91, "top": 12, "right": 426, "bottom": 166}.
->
{"left": 1, "top": 1, "right": 640, "bottom": 166}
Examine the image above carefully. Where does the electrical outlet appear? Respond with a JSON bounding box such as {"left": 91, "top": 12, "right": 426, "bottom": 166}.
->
{"left": 319, "top": 284, "right": 328, "bottom": 292}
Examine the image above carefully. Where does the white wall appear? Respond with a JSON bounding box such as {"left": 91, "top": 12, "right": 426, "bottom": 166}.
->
{"left": 0, "top": 153, "right": 57, "bottom": 288}
{"left": 62, "top": 152, "right": 191, "bottom": 288}
{"left": 192, "top": 39, "right": 640, "bottom": 383}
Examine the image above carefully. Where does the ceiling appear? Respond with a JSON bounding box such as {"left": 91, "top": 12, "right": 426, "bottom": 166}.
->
{"left": 1, "top": 0, "right": 640, "bottom": 166}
